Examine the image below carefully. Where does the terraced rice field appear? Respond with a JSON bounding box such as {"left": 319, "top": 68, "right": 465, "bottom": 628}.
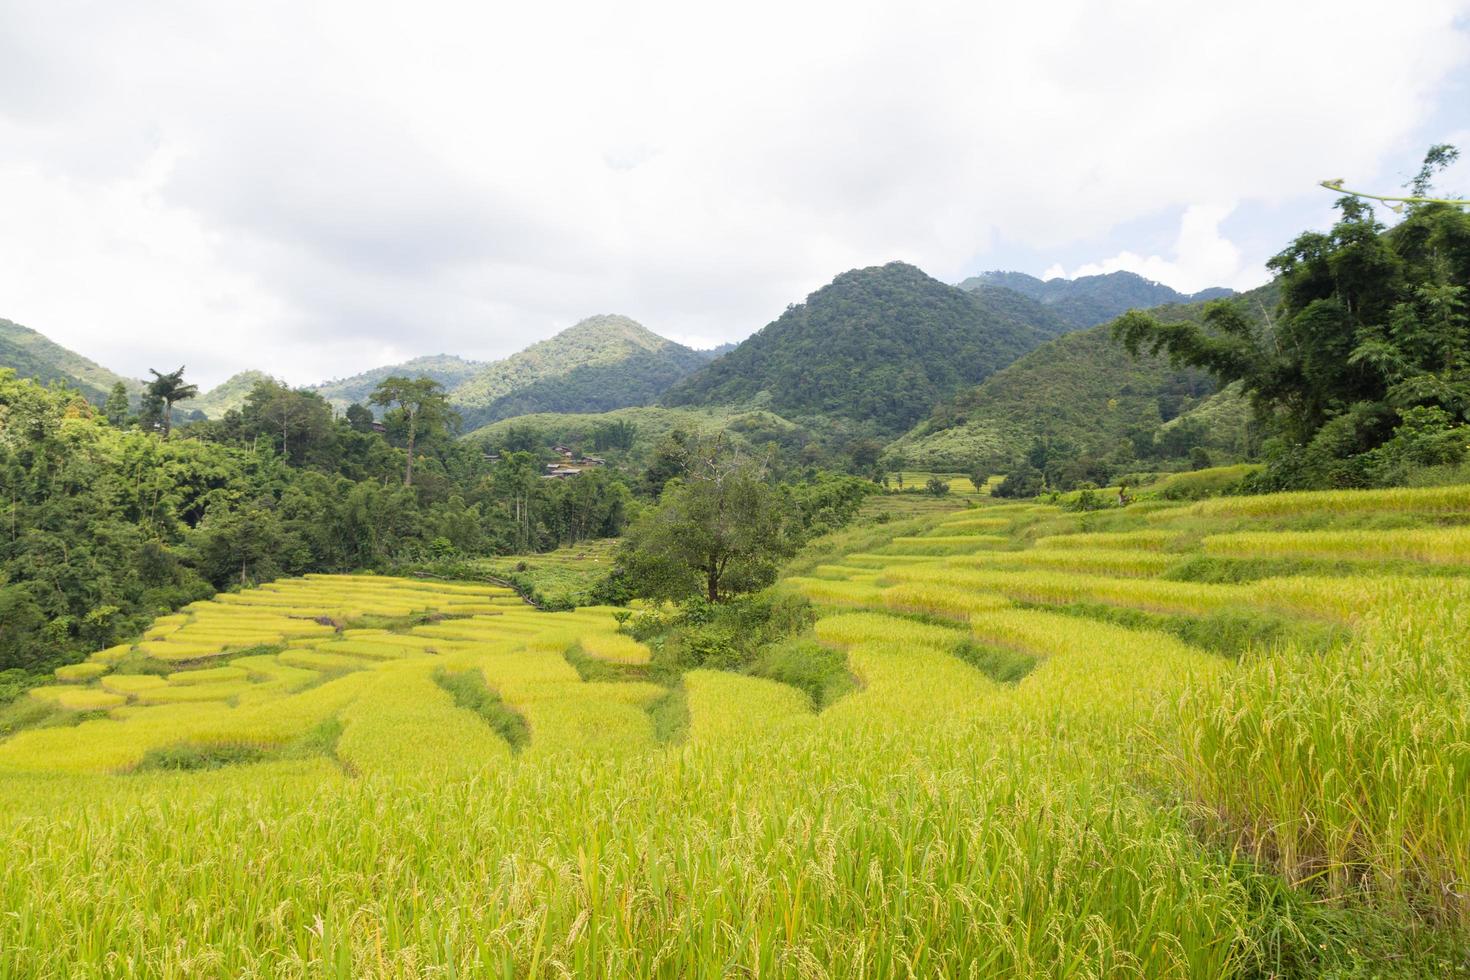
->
{"left": 3, "top": 485, "right": 1470, "bottom": 975}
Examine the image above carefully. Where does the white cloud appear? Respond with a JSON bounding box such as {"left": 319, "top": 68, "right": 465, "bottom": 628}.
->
{"left": 0, "top": 0, "right": 1467, "bottom": 386}
{"left": 1044, "top": 204, "right": 1255, "bottom": 293}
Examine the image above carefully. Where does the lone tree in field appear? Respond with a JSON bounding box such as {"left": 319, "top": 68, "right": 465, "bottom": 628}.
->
{"left": 369, "top": 376, "right": 455, "bottom": 486}
{"left": 145, "top": 366, "right": 198, "bottom": 438}
{"left": 618, "top": 438, "right": 797, "bottom": 604}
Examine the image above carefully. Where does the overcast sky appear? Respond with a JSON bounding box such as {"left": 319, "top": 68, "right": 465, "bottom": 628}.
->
{"left": 3, "top": 1, "right": 1469, "bottom": 389}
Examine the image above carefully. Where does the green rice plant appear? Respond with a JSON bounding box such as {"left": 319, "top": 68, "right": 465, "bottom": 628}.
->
{"left": 882, "top": 535, "right": 1010, "bottom": 555}
{"left": 1186, "top": 483, "right": 1470, "bottom": 519}
{"left": 165, "top": 665, "right": 249, "bottom": 686}
{"left": 880, "top": 582, "right": 1010, "bottom": 620}
{"left": 884, "top": 564, "right": 1247, "bottom": 616}
{"left": 335, "top": 663, "right": 515, "bottom": 777}
{"left": 277, "top": 650, "right": 376, "bottom": 673}
{"left": 133, "top": 640, "right": 233, "bottom": 662}
{"left": 950, "top": 548, "right": 1175, "bottom": 577}
{"left": 53, "top": 662, "right": 109, "bottom": 683}
{"left": 99, "top": 674, "right": 169, "bottom": 696}
{"left": 840, "top": 552, "right": 945, "bottom": 567}
{"left": 813, "top": 611, "right": 965, "bottom": 650}
{"left": 934, "top": 515, "right": 1012, "bottom": 531}
{"left": 231, "top": 655, "right": 319, "bottom": 691}
{"left": 1203, "top": 527, "right": 1470, "bottom": 565}
{"left": 684, "top": 669, "right": 815, "bottom": 743}
{"left": 576, "top": 632, "right": 652, "bottom": 665}
{"left": 135, "top": 681, "right": 253, "bottom": 706}
{"left": 87, "top": 644, "right": 135, "bottom": 664}
{"left": 783, "top": 576, "right": 890, "bottom": 608}
{"left": 1178, "top": 576, "right": 1470, "bottom": 927}
{"left": 25, "top": 686, "right": 127, "bottom": 712}
{"left": 1033, "top": 530, "right": 1176, "bottom": 551}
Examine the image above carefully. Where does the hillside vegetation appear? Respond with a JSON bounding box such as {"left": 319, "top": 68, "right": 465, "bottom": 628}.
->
{"left": 662, "top": 262, "right": 1064, "bottom": 434}
{"left": 191, "top": 370, "right": 278, "bottom": 418}
{"left": 449, "top": 315, "right": 712, "bottom": 429}
{"left": 892, "top": 284, "right": 1278, "bottom": 471}
{"left": 957, "top": 269, "right": 1233, "bottom": 330}
{"left": 312, "top": 354, "right": 486, "bottom": 413}
{"left": 468, "top": 405, "right": 810, "bottom": 466}
{"left": 0, "top": 317, "right": 140, "bottom": 403}
{"left": 3, "top": 483, "right": 1468, "bottom": 973}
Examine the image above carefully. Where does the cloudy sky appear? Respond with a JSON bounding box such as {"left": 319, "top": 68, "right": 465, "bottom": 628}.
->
{"left": 3, "top": 1, "right": 1469, "bottom": 389}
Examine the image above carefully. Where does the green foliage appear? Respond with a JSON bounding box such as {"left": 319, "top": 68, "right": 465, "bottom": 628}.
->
{"left": 749, "top": 637, "right": 856, "bottom": 709}
{"left": 449, "top": 315, "right": 711, "bottom": 429}
{"left": 370, "top": 375, "right": 457, "bottom": 486}
{"left": 957, "top": 269, "right": 1231, "bottom": 331}
{"left": 312, "top": 354, "right": 485, "bottom": 414}
{"left": 190, "top": 370, "right": 277, "bottom": 419}
{"left": 432, "top": 668, "right": 530, "bottom": 751}
{"left": 950, "top": 638, "right": 1038, "bottom": 683}
{"left": 1113, "top": 147, "right": 1470, "bottom": 490}
{"left": 0, "top": 316, "right": 141, "bottom": 405}
{"left": 145, "top": 366, "right": 199, "bottom": 438}
{"left": 626, "top": 590, "right": 816, "bottom": 673}
{"left": 618, "top": 443, "right": 800, "bottom": 603}
{"left": 924, "top": 475, "right": 951, "bottom": 496}
{"left": 891, "top": 291, "right": 1274, "bottom": 473}
{"left": 663, "top": 262, "right": 1058, "bottom": 434}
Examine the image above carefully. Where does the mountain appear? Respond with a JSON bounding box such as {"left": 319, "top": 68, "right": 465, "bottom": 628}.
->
{"left": 889, "top": 283, "right": 1278, "bottom": 469}
{"left": 661, "top": 262, "right": 1066, "bottom": 434}
{"left": 0, "top": 318, "right": 141, "bottom": 403}
{"left": 447, "top": 315, "right": 711, "bottom": 429}
{"left": 956, "top": 270, "right": 1233, "bottom": 331}
{"left": 312, "top": 354, "right": 487, "bottom": 413}
{"left": 191, "top": 370, "right": 278, "bottom": 418}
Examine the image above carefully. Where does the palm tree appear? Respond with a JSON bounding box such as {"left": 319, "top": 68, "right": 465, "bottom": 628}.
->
{"left": 146, "top": 366, "right": 199, "bottom": 437}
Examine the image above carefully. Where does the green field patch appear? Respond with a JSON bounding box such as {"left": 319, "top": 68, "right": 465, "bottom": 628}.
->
{"left": 432, "top": 668, "right": 530, "bottom": 752}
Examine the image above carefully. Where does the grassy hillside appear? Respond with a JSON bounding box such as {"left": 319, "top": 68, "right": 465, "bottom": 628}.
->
{"left": 449, "top": 315, "right": 710, "bottom": 429}
{"left": 892, "top": 284, "right": 1277, "bottom": 469}
{"left": 956, "top": 269, "right": 1233, "bottom": 330}
{"left": 0, "top": 318, "right": 140, "bottom": 403}
{"left": 3, "top": 483, "right": 1468, "bottom": 973}
{"left": 661, "top": 262, "right": 1064, "bottom": 435}
{"left": 191, "top": 370, "right": 277, "bottom": 418}
{"left": 312, "top": 354, "right": 486, "bottom": 413}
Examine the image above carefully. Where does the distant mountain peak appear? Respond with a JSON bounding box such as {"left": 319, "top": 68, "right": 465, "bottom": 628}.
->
{"left": 447, "top": 315, "right": 708, "bottom": 428}
{"left": 955, "top": 269, "right": 1233, "bottom": 330}
{"left": 661, "top": 261, "right": 1061, "bottom": 434}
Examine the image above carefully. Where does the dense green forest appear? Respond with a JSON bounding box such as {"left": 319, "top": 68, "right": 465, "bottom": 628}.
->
{"left": 892, "top": 285, "right": 1279, "bottom": 477}
{"left": 662, "top": 262, "right": 1066, "bottom": 433}
{"left": 956, "top": 269, "right": 1233, "bottom": 330}
{"left": 1115, "top": 161, "right": 1470, "bottom": 490}
{"left": 448, "top": 315, "right": 714, "bottom": 429}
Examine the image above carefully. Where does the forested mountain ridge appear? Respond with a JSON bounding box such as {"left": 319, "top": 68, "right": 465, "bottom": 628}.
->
{"left": 313, "top": 354, "right": 486, "bottom": 413}
{"left": 447, "top": 315, "right": 712, "bottom": 429}
{"left": 660, "top": 262, "right": 1063, "bottom": 434}
{"left": 890, "top": 282, "right": 1279, "bottom": 472}
{"left": 956, "top": 269, "right": 1233, "bottom": 330}
{"left": 192, "top": 370, "right": 279, "bottom": 418}
{"left": 0, "top": 317, "right": 141, "bottom": 403}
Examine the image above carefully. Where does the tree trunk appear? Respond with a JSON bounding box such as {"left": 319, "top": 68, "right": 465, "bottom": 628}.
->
{"left": 403, "top": 410, "right": 417, "bottom": 486}
{"left": 706, "top": 568, "right": 719, "bottom": 604}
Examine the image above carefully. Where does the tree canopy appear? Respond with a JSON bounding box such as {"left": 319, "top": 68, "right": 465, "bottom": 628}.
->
{"left": 1111, "top": 146, "right": 1470, "bottom": 488}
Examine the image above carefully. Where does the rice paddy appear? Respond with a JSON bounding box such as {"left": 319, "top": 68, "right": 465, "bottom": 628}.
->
{"left": 3, "top": 487, "right": 1470, "bottom": 975}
